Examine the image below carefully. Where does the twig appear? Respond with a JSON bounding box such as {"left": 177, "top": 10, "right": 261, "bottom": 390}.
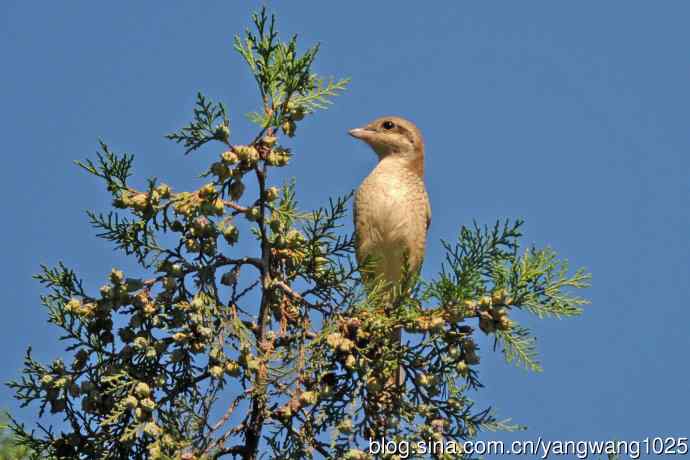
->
{"left": 273, "top": 280, "right": 318, "bottom": 309}
{"left": 224, "top": 200, "right": 250, "bottom": 213}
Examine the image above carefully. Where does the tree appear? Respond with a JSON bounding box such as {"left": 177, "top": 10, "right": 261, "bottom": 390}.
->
{"left": 8, "top": 8, "right": 589, "bottom": 460}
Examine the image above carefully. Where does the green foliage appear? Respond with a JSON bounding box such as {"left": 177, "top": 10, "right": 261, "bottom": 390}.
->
{"left": 234, "top": 8, "right": 348, "bottom": 135}
{"left": 76, "top": 141, "right": 134, "bottom": 192}
{"left": 8, "top": 7, "right": 589, "bottom": 460}
{"left": 0, "top": 412, "right": 32, "bottom": 460}
{"left": 165, "top": 93, "right": 230, "bottom": 154}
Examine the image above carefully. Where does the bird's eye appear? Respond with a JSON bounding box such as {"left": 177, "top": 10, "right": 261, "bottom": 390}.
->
{"left": 382, "top": 120, "right": 395, "bottom": 130}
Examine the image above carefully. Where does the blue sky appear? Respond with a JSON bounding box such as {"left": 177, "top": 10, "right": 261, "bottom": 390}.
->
{"left": 1, "top": 0, "right": 688, "bottom": 455}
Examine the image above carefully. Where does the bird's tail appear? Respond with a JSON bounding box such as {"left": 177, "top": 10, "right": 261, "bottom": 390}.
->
{"left": 363, "top": 293, "right": 406, "bottom": 434}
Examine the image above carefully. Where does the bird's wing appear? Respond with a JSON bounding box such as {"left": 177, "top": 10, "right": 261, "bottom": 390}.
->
{"left": 426, "top": 202, "right": 431, "bottom": 230}
{"left": 425, "top": 190, "right": 432, "bottom": 231}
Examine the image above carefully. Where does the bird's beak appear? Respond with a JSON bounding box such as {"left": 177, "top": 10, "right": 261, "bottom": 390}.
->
{"left": 348, "top": 127, "right": 374, "bottom": 141}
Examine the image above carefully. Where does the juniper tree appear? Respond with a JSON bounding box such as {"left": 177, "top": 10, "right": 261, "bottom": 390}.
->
{"left": 8, "top": 8, "right": 590, "bottom": 460}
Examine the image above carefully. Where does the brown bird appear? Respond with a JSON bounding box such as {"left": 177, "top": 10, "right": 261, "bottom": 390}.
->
{"left": 349, "top": 116, "right": 431, "bottom": 393}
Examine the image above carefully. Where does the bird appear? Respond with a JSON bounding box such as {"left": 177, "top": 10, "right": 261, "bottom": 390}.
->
{"left": 349, "top": 116, "right": 431, "bottom": 393}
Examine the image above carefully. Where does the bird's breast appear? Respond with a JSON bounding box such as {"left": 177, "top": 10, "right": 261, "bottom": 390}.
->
{"left": 354, "top": 166, "right": 430, "bottom": 283}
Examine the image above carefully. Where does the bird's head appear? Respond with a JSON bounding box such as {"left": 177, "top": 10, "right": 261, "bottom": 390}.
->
{"left": 349, "top": 116, "right": 425, "bottom": 173}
